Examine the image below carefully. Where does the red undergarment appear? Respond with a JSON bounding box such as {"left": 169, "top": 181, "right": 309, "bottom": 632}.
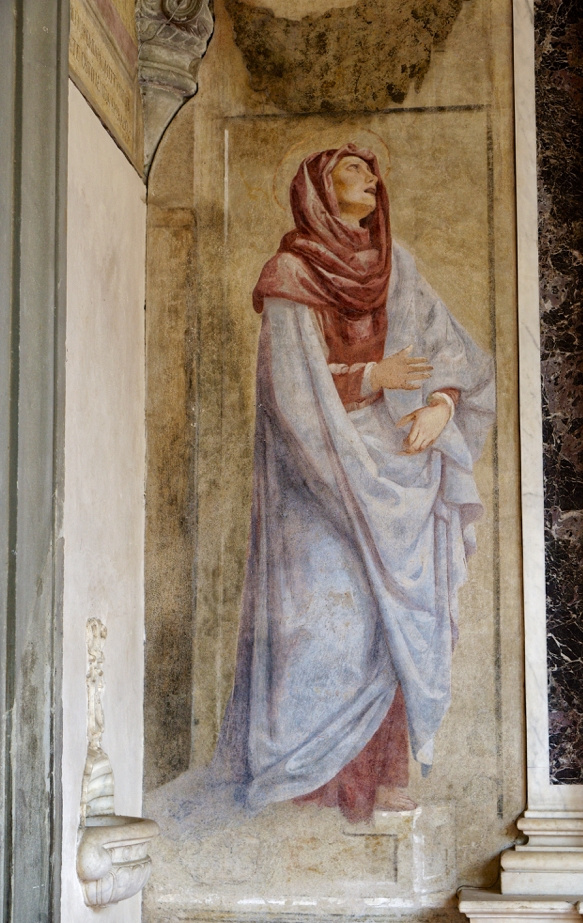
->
{"left": 293, "top": 685, "right": 409, "bottom": 823}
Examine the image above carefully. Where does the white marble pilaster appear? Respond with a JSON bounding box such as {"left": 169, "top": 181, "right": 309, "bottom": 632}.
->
{"left": 510, "top": 0, "right": 583, "bottom": 829}
{"left": 459, "top": 0, "right": 583, "bottom": 916}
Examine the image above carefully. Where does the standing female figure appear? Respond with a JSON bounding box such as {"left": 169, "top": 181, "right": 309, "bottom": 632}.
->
{"left": 215, "top": 143, "right": 495, "bottom": 823}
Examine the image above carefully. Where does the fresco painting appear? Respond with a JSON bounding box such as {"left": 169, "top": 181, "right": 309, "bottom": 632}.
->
{"left": 143, "top": 0, "right": 525, "bottom": 916}
{"left": 214, "top": 141, "right": 495, "bottom": 823}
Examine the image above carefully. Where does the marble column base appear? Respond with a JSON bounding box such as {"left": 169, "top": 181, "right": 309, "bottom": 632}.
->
{"left": 500, "top": 857, "right": 583, "bottom": 897}
{"left": 500, "top": 813, "right": 583, "bottom": 896}
{"left": 459, "top": 890, "right": 583, "bottom": 923}
{"left": 515, "top": 814, "right": 583, "bottom": 849}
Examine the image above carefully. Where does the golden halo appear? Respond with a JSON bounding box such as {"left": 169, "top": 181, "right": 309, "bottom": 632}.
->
{"left": 273, "top": 127, "right": 391, "bottom": 213}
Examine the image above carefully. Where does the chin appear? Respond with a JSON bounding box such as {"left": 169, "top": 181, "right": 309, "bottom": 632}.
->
{"left": 360, "top": 202, "right": 377, "bottom": 219}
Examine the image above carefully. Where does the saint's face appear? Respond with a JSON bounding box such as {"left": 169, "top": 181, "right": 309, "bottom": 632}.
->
{"left": 330, "top": 156, "right": 378, "bottom": 225}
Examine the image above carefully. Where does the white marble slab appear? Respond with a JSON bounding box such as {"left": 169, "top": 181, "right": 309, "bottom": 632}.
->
{"left": 514, "top": 0, "right": 583, "bottom": 815}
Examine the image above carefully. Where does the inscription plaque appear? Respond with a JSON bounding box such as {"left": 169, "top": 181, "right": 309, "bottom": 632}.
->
{"left": 69, "top": 0, "right": 144, "bottom": 173}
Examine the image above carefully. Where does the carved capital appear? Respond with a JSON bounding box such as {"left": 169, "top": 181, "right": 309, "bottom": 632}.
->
{"left": 137, "top": 0, "right": 214, "bottom": 170}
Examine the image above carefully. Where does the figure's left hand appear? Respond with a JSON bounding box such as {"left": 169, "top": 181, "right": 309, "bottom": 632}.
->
{"left": 396, "top": 402, "right": 451, "bottom": 454}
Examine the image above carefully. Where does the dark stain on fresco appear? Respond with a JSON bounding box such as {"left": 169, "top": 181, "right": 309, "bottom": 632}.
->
{"left": 144, "top": 215, "right": 198, "bottom": 790}
{"left": 535, "top": 0, "right": 583, "bottom": 783}
{"left": 225, "top": 0, "right": 464, "bottom": 111}
{"left": 144, "top": 105, "right": 199, "bottom": 790}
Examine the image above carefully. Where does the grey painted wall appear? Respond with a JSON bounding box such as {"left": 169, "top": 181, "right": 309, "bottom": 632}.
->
{"left": 0, "top": 1, "right": 68, "bottom": 919}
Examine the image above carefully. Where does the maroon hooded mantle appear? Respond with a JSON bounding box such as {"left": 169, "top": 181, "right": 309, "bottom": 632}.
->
{"left": 254, "top": 144, "right": 392, "bottom": 409}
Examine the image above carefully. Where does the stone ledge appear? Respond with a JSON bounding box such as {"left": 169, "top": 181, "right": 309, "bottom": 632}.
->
{"left": 459, "top": 889, "right": 583, "bottom": 923}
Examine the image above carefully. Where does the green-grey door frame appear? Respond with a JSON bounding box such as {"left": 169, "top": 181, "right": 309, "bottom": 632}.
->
{"left": 0, "top": 0, "right": 68, "bottom": 919}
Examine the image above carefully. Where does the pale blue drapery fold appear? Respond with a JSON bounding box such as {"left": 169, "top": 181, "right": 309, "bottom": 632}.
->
{"left": 216, "top": 243, "right": 495, "bottom": 810}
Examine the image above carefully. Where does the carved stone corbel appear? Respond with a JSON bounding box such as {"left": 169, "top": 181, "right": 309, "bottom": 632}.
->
{"left": 77, "top": 619, "right": 159, "bottom": 908}
{"left": 137, "top": 0, "right": 214, "bottom": 172}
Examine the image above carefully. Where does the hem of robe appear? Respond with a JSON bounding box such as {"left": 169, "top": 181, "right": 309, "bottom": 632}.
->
{"left": 293, "top": 684, "right": 410, "bottom": 824}
{"left": 246, "top": 678, "right": 398, "bottom": 811}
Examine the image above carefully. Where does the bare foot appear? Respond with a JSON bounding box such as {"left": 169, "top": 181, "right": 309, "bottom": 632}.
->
{"left": 375, "top": 786, "right": 418, "bottom": 812}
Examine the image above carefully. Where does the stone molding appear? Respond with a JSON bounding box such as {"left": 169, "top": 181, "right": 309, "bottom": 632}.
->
{"left": 516, "top": 814, "right": 583, "bottom": 850}
{"left": 500, "top": 813, "right": 583, "bottom": 896}
{"left": 136, "top": 0, "right": 214, "bottom": 170}
{"left": 459, "top": 890, "right": 583, "bottom": 923}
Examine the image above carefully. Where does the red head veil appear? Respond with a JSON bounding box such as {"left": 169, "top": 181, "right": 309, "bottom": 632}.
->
{"left": 253, "top": 143, "right": 392, "bottom": 317}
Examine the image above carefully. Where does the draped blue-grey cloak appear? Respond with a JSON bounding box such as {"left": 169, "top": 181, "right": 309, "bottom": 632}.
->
{"left": 216, "top": 242, "right": 495, "bottom": 811}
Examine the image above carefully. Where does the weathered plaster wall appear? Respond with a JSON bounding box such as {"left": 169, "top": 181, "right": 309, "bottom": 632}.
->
{"left": 225, "top": 0, "right": 465, "bottom": 110}
{"left": 536, "top": 0, "right": 583, "bottom": 784}
{"left": 144, "top": 100, "right": 197, "bottom": 790}
{"left": 144, "top": 1, "right": 525, "bottom": 915}
{"left": 61, "top": 81, "right": 146, "bottom": 921}
{"left": 240, "top": 0, "right": 360, "bottom": 16}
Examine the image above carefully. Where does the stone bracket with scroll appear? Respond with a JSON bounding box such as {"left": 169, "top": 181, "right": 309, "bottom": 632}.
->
{"left": 76, "top": 618, "right": 159, "bottom": 908}
{"left": 137, "top": 0, "right": 214, "bottom": 171}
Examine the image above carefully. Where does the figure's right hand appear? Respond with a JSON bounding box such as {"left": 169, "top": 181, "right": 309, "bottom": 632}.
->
{"left": 369, "top": 345, "right": 433, "bottom": 391}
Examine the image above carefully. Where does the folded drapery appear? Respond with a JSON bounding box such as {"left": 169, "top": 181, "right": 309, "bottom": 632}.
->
{"left": 215, "top": 242, "right": 495, "bottom": 813}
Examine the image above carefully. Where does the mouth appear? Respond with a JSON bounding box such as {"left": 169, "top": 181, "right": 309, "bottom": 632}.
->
{"left": 364, "top": 185, "right": 377, "bottom": 195}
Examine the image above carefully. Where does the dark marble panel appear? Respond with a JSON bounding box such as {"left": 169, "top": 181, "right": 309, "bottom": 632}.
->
{"left": 535, "top": 0, "right": 583, "bottom": 783}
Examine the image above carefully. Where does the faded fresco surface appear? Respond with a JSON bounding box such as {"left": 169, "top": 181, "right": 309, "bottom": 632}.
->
{"left": 143, "top": 0, "right": 525, "bottom": 917}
